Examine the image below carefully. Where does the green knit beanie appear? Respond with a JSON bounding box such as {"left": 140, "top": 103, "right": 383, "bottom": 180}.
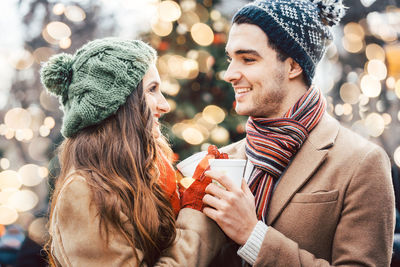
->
{"left": 40, "top": 37, "right": 157, "bottom": 137}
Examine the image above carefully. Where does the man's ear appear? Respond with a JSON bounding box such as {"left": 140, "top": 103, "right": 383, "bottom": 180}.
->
{"left": 287, "top": 58, "right": 303, "bottom": 80}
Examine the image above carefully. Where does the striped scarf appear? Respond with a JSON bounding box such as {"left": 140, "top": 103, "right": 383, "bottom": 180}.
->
{"left": 245, "top": 86, "right": 326, "bottom": 222}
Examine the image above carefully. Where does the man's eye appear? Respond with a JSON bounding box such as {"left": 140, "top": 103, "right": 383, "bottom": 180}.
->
{"left": 226, "top": 56, "right": 232, "bottom": 63}
{"left": 243, "top": 58, "right": 255, "bottom": 63}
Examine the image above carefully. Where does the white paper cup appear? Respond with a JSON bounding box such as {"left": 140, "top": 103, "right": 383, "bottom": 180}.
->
{"left": 176, "top": 151, "right": 207, "bottom": 177}
{"left": 208, "top": 159, "right": 247, "bottom": 188}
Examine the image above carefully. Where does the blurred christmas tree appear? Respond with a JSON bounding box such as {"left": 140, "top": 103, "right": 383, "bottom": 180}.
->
{"left": 142, "top": 0, "right": 247, "bottom": 160}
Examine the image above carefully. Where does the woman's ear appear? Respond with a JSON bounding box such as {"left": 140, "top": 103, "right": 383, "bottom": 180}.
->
{"left": 287, "top": 58, "right": 303, "bottom": 80}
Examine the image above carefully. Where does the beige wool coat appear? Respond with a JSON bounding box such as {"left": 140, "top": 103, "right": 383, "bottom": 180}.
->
{"left": 49, "top": 175, "right": 225, "bottom": 267}
{"left": 219, "top": 113, "right": 395, "bottom": 266}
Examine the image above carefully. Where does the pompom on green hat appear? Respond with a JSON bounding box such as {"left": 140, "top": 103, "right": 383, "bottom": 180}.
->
{"left": 40, "top": 37, "right": 157, "bottom": 137}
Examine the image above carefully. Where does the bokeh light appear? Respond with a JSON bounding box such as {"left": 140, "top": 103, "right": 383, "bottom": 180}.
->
{"left": 382, "top": 113, "right": 392, "bottom": 125}
{"left": 161, "top": 77, "right": 180, "bottom": 96}
{"left": 59, "top": 38, "right": 72, "bottom": 49}
{"left": 386, "top": 77, "right": 396, "bottom": 89}
{"left": 4, "top": 108, "right": 32, "bottom": 130}
{"left": 211, "top": 126, "right": 229, "bottom": 144}
{"left": 39, "top": 125, "right": 51, "bottom": 137}
{"left": 339, "top": 83, "right": 361, "bottom": 104}
{"left": 367, "top": 59, "right": 387, "bottom": 80}
{"left": 0, "top": 188, "right": 18, "bottom": 205}
{"left": 64, "top": 5, "right": 86, "bottom": 22}
{"left": 0, "top": 206, "right": 18, "bottom": 225}
{"left": 191, "top": 23, "right": 214, "bottom": 46}
{"left": 210, "top": 9, "right": 221, "bottom": 21}
{"left": 38, "top": 167, "right": 49, "bottom": 178}
{"left": 151, "top": 19, "right": 173, "bottom": 37}
{"left": 158, "top": 1, "right": 181, "bottom": 22}
{"left": 42, "top": 28, "right": 59, "bottom": 45}
{"left": 28, "top": 217, "right": 48, "bottom": 245}
{"left": 360, "top": 75, "right": 381, "bottom": 97}
{"left": 342, "top": 22, "right": 365, "bottom": 54}
{"left": 395, "top": 80, "right": 400, "bottom": 99}
{"left": 395, "top": 146, "right": 400, "bottom": 168}
{"left": 365, "top": 43, "right": 385, "bottom": 61}
{"left": 364, "top": 112, "right": 385, "bottom": 137}
{"left": 46, "top": 21, "right": 71, "bottom": 40}
{"left": 18, "top": 164, "right": 44, "bottom": 187}
{"left": 166, "top": 99, "right": 176, "bottom": 111}
{"left": 44, "top": 117, "right": 55, "bottom": 129}
{"left": 8, "top": 49, "right": 34, "bottom": 70}
{"left": 52, "top": 3, "right": 65, "bottom": 15}
{"left": 33, "top": 47, "right": 55, "bottom": 64}
{"left": 0, "top": 170, "right": 22, "bottom": 190}
{"left": 202, "top": 105, "right": 225, "bottom": 124}
{"left": 178, "top": 11, "right": 200, "bottom": 29}
{"left": 182, "top": 127, "right": 204, "bottom": 145}
{"left": 40, "top": 91, "right": 60, "bottom": 111}
{"left": 7, "top": 190, "right": 39, "bottom": 212}
{"left": 0, "top": 158, "right": 10, "bottom": 170}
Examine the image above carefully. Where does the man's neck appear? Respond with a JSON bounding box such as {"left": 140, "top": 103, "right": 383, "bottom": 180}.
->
{"left": 278, "top": 80, "right": 310, "bottom": 118}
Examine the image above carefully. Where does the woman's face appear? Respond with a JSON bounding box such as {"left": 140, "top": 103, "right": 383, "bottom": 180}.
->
{"left": 142, "top": 64, "right": 170, "bottom": 139}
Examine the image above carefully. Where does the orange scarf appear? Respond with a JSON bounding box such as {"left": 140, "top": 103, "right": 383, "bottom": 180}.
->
{"left": 157, "top": 151, "right": 180, "bottom": 217}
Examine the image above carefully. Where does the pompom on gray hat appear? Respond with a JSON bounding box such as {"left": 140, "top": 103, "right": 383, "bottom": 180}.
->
{"left": 233, "top": 0, "right": 346, "bottom": 85}
{"left": 40, "top": 38, "right": 157, "bottom": 137}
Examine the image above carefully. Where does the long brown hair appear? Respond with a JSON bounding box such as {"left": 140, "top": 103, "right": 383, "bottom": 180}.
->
{"left": 46, "top": 82, "right": 176, "bottom": 266}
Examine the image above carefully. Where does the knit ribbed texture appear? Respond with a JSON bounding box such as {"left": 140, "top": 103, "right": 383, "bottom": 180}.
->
{"left": 40, "top": 38, "right": 157, "bottom": 137}
{"left": 233, "top": 0, "right": 345, "bottom": 85}
{"left": 237, "top": 221, "right": 268, "bottom": 265}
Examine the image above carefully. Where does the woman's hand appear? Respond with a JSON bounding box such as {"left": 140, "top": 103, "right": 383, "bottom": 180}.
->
{"left": 180, "top": 145, "right": 227, "bottom": 211}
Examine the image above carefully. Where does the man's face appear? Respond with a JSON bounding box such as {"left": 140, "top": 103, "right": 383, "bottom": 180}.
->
{"left": 224, "top": 23, "right": 289, "bottom": 118}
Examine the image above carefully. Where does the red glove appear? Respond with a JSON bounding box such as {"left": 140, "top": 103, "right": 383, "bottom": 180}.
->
{"left": 180, "top": 145, "right": 228, "bottom": 211}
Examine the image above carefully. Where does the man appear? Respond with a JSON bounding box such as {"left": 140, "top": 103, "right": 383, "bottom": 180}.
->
{"left": 202, "top": 0, "right": 395, "bottom": 266}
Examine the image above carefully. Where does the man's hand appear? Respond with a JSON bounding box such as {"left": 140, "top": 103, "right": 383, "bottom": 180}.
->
{"left": 202, "top": 170, "right": 258, "bottom": 245}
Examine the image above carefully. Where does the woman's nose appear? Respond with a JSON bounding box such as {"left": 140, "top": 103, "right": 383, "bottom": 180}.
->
{"left": 157, "top": 93, "right": 170, "bottom": 114}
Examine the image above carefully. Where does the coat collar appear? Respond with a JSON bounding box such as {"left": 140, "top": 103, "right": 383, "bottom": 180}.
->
{"left": 220, "top": 113, "right": 340, "bottom": 225}
{"left": 267, "top": 113, "right": 339, "bottom": 224}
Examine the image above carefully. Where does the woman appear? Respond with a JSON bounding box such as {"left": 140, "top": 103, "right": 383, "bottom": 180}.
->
{"left": 41, "top": 38, "right": 224, "bottom": 266}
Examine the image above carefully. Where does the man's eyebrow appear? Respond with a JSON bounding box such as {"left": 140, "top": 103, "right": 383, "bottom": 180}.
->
{"left": 226, "top": 49, "right": 261, "bottom": 57}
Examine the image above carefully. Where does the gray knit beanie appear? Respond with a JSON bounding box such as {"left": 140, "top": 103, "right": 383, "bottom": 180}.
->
{"left": 233, "top": 0, "right": 346, "bottom": 85}
{"left": 40, "top": 38, "right": 157, "bottom": 137}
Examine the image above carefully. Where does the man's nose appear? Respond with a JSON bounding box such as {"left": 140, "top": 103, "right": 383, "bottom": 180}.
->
{"left": 223, "top": 63, "right": 241, "bottom": 84}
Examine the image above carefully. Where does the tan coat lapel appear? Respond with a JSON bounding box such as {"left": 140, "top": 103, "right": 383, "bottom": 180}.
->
{"left": 267, "top": 114, "right": 339, "bottom": 225}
